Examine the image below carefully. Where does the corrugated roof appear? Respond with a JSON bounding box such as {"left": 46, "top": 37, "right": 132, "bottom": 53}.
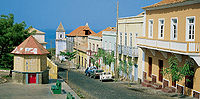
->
{"left": 142, "top": 0, "right": 189, "bottom": 9}
{"left": 29, "top": 27, "right": 45, "bottom": 34}
{"left": 66, "top": 25, "right": 96, "bottom": 37}
{"left": 90, "top": 27, "right": 116, "bottom": 37}
{"left": 56, "top": 22, "right": 65, "bottom": 32}
{"left": 11, "top": 35, "right": 49, "bottom": 55}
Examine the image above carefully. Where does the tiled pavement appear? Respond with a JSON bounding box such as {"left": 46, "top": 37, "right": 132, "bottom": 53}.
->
{"left": 0, "top": 79, "right": 80, "bottom": 99}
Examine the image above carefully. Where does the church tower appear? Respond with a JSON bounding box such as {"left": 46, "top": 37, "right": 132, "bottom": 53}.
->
{"left": 56, "top": 22, "right": 66, "bottom": 60}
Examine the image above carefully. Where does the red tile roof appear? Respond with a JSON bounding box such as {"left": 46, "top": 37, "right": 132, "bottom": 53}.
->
{"left": 143, "top": 0, "right": 189, "bottom": 9}
{"left": 11, "top": 35, "right": 49, "bottom": 55}
{"left": 66, "top": 26, "right": 96, "bottom": 37}
{"left": 90, "top": 27, "right": 116, "bottom": 37}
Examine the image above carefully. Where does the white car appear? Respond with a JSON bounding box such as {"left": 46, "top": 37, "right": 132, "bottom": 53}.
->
{"left": 100, "top": 72, "right": 113, "bottom": 81}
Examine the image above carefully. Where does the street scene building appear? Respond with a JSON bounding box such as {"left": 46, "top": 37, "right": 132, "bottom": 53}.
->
{"left": 118, "top": 12, "right": 144, "bottom": 82}
{"left": 56, "top": 22, "right": 66, "bottom": 61}
{"left": 2, "top": 0, "right": 200, "bottom": 99}
{"left": 137, "top": 0, "right": 200, "bottom": 98}
{"left": 11, "top": 36, "right": 49, "bottom": 84}
{"left": 67, "top": 24, "right": 96, "bottom": 68}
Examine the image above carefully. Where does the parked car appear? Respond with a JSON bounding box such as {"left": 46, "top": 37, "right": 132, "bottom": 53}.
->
{"left": 100, "top": 72, "right": 113, "bottom": 81}
{"left": 85, "top": 66, "right": 96, "bottom": 76}
{"left": 90, "top": 70, "right": 104, "bottom": 79}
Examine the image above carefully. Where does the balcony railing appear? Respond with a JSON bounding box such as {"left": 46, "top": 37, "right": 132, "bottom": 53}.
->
{"left": 122, "top": 45, "right": 128, "bottom": 55}
{"left": 86, "top": 50, "right": 97, "bottom": 56}
{"left": 118, "top": 45, "right": 122, "bottom": 54}
{"left": 117, "top": 45, "right": 138, "bottom": 57}
{"left": 137, "top": 37, "right": 200, "bottom": 53}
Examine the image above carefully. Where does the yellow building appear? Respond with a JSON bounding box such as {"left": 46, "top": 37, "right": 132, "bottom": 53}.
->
{"left": 137, "top": 0, "right": 200, "bottom": 98}
{"left": 66, "top": 23, "right": 96, "bottom": 69}
{"left": 11, "top": 36, "right": 49, "bottom": 84}
{"left": 118, "top": 13, "right": 144, "bottom": 83}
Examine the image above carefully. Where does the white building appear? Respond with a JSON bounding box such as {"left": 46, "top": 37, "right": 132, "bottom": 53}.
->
{"left": 55, "top": 22, "right": 66, "bottom": 60}
{"left": 29, "top": 28, "right": 47, "bottom": 48}
{"left": 102, "top": 29, "right": 116, "bottom": 52}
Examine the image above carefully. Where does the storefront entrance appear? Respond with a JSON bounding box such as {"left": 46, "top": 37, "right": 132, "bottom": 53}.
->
{"left": 28, "top": 73, "right": 36, "bottom": 84}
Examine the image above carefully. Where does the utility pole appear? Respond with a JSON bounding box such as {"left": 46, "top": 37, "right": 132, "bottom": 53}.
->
{"left": 115, "top": 0, "right": 119, "bottom": 79}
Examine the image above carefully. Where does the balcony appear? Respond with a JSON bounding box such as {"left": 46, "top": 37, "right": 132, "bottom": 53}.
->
{"left": 137, "top": 37, "right": 200, "bottom": 55}
{"left": 122, "top": 45, "right": 128, "bottom": 55}
{"left": 128, "top": 47, "right": 138, "bottom": 57}
{"left": 86, "top": 50, "right": 97, "bottom": 56}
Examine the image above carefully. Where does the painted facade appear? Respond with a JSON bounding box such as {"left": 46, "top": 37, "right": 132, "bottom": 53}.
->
{"left": 102, "top": 28, "right": 116, "bottom": 73}
{"left": 11, "top": 36, "right": 49, "bottom": 84}
{"left": 55, "top": 22, "right": 66, "bottom": 61}
{"left": 137, "top": 0, "right": 200, "bottom": 98}
{"left": 118, "top": 13, "right": 144, "bottom": 82}
{"left": 66, "top": 24, "right": 96, "bottom": 69}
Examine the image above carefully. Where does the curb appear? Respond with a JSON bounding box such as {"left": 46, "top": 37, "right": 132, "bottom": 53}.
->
{"left": 58, "top": 75, "right": 80, "bottom": 99}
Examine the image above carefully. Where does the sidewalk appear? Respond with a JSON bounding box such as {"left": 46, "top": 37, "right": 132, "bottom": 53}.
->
{"left": 61, "top": 80, "right": 80, "bottom": 99}
{"left": 0, "top": 79, "right": 80, "bottom": 99}
{"left": 110, "top": 81, "right": 194, "bottom": 99}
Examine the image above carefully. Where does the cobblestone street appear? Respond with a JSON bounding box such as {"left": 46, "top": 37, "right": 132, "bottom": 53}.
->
{"left": 58, "top": 68, "right": 174, "bottom": 99}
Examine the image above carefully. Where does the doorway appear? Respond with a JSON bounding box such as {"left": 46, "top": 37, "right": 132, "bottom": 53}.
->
{"left": 134, "top": 64, "right": 138, "bottom": 81}
{"left": 28, "top": 73, "right": 36, "bottom": 84}
{"left": 148, "top": 57, "right": 152, "bottom": 77}
{"left": 158, "top": 60, "right": 163, "bottom": 82}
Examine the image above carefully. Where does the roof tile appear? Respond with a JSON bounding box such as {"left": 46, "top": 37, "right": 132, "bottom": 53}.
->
{"left": 66, "top": 26, "right": 96, "bottom": 37}
{"left": 11, "top": 35, "right": 49, "bottom": 55}
{"left": 143, "top": 0, "right": 189, "bottom": 9}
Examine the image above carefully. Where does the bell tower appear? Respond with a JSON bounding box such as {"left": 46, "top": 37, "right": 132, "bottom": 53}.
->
{"left": 55, "top": 22, "right": 66, "bottom": 60}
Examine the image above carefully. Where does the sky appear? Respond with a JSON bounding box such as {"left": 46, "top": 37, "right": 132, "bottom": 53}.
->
{"left": 1, "top": 0, "right": 161, "bottom": 48}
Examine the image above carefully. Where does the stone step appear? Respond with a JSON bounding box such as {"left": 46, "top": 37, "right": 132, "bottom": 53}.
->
{"left": 162, "top": 87, "right": 176, "bottom": 93}
{"left": 151, "top": 83, "right": 162, "bottom": 89}
{"left": 142, "top": 82, "right": 151, "bottom": 87}
{"left": 143, "top": 79, "right": 152, "bottom": 83}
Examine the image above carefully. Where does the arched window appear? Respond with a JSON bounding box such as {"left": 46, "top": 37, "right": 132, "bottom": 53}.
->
{"left": 60, "top": 34, "right": 62, "bottom": 39}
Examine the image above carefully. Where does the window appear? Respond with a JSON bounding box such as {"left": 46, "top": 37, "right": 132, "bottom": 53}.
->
{"left": 89, "top": 43, "right": 91, "bottom": 50}
{"left": 125, "top": 33, "right": 127, "bottom": 46}
{"left": 96, "top": 44, "right": 99, "bottom": 51}
{"left": 186, "top": 17, "right": 195, "bottom": 41}
{"left": 148, "top": 20, "right": 153, "bottom": 38}
{"left": 93, "top": 44, "right": 95, "bottom": 51}
{"left": 171, "top": 18, "right": 178, "bottom": 40}
{"left": 60, "top": 34, "right": 62, "bottom": 39}
{"left": 120, "top": 32, "right": 122, "bottom": 45}
{"left": 130, "top": 33, "right": 132, "bottom": 47}
{"left": 158, "top": 19, "right": 164, "bottom": 39}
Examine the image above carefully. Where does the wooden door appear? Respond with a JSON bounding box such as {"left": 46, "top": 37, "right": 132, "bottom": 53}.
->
{"left": 148, "top": 57, "right": 152, "bottom": 77}
{"left": 28, "top": 73, "right": 36, "bottom": 84}
{"left": 159, "top": 60, "right": 163, "bottom": 82}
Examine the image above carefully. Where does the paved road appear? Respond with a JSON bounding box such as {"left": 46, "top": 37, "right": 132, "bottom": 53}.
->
{"left": 58, "top": 69, "right": 171, "bottom": 99}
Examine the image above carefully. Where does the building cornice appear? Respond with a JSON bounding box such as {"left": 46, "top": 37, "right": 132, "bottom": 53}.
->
{"left": 144, "top": 0, "right": 200, "bottom": 11}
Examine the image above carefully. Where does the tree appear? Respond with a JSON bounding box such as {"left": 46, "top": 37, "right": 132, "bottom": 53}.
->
{"left": 60, "top": 51, "right": 77, "bottom": 83}
{"left": 127, "top": 61, "right": 133, "bottom": 87}
{"left": 0, "top": 14, "right": 32, "bottom": 69}
{"left": 47, "top": 48, "right": 55, "bottom": 59}
{"left": 60, "top": 51, "right": 77, "bottom": 61}
{"left": 163, "top": 57, "right": 194, "bottom": 94}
